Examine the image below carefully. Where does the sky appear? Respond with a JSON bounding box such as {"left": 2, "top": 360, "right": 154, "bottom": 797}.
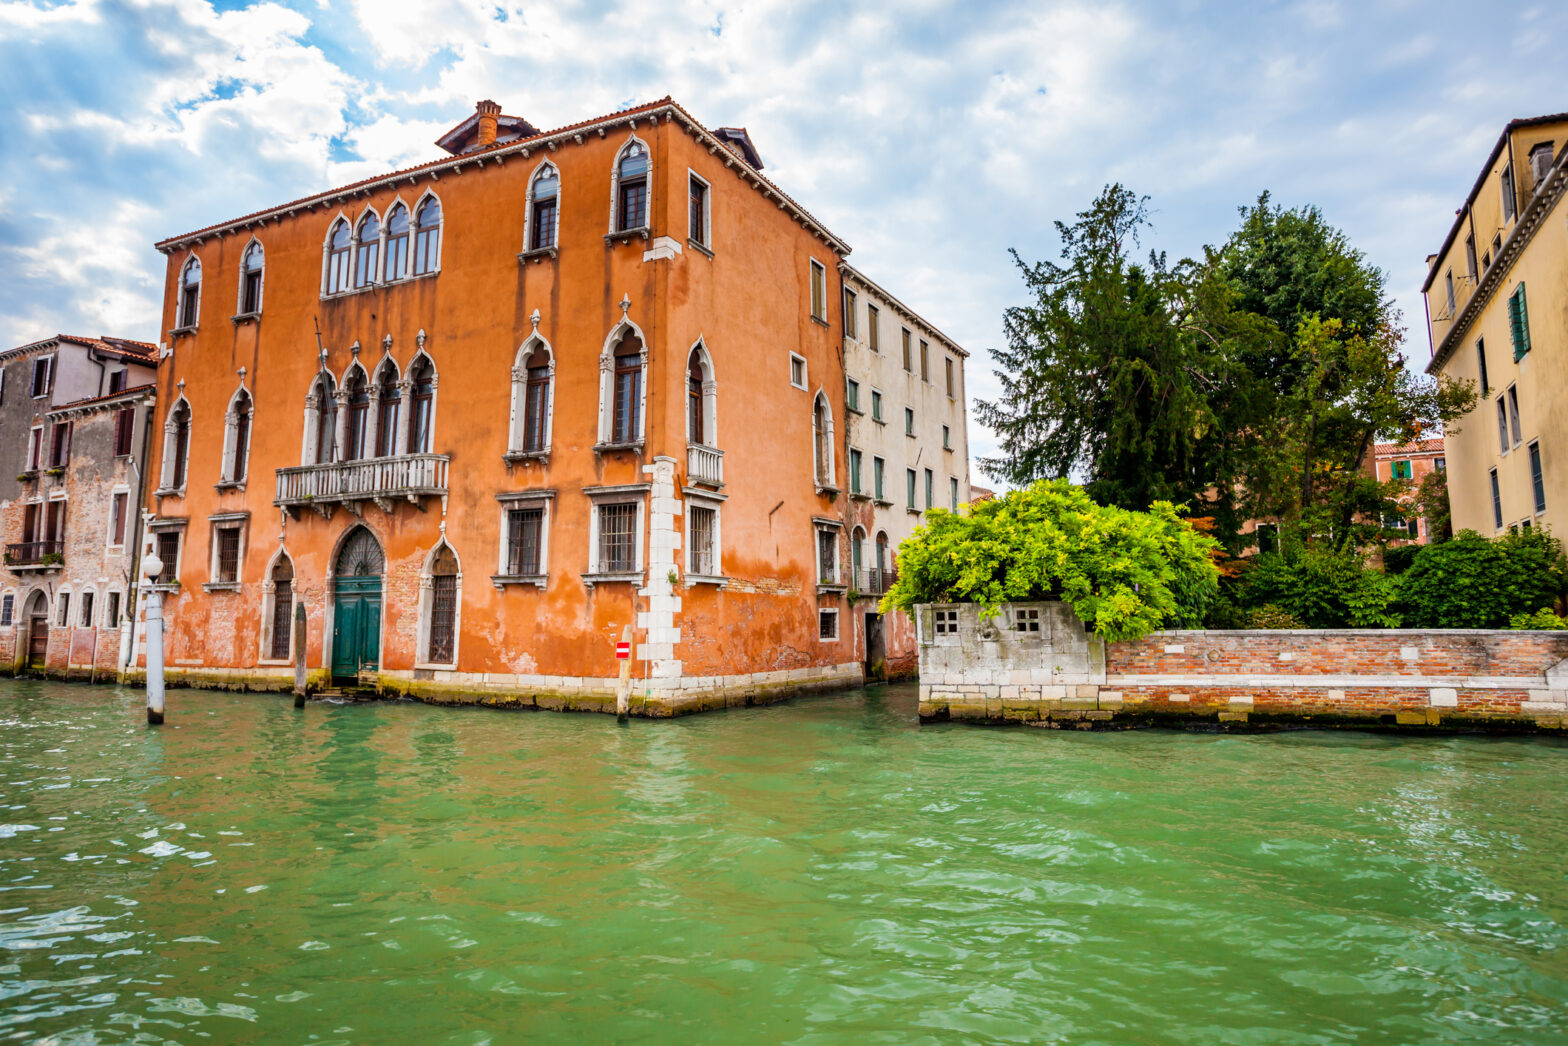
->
{"left": 0, "top": 0, "right": 1562, "bottom": 486}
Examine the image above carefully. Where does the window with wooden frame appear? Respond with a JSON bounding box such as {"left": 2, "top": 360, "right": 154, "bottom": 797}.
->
{"left": 617, "top": 143, "right": 649, "bottom": 231}
{"left": 325, "top": 220, "right": 351, "bottom": 294}
{"left": 408, "top": 357, "right": 435, "bottom": 454}
{"left": 906, "top": 468, "right": 916, "bottom": 509}
{"left": 1507, "top": 385, "right": 1522, "bottom": 447}
{"left": 904, "top": 407, "right": 914, "bottom": 436}
{"left": 30, "top": 355, "right": 53, "bottom": 398}
{"left": 1, "top": 594, "right": 12, "bottom": 627}
{"left": 687, "top": 353, "right": 706, "bottom": 446}
{"left": 925, "top": 468, "right": 934, "bottom": 510}
{"left": 867, "top": 305, "right": 880, "bottom": 352}
{"left": 108, "top": 491, "right": 128, "bottom": 546}
{"left": 809, "top": 259, "right": 826, "bottom": 321}
{"left": 612, "top": 337, "right": 642, "bottom": 444}
{"left": 1476, "top": 338, "right": 1490, "bottom": 396}
{"left": 942, "top": 424, "right": 951, "bottom": 450}
{"left": 48, "top": 421, "right": 71, "bottom": 468}
{"left": 849, "top": 449, "right": 863, "bottom": 495}
{"left": 945, "top": 357, "right": 955, "bottom": 397}
{"left": 384, "top": 203, "right": 410, "bottom": 280}
{"left": 1490, "top": 467, "right": 1503, "bottom": 530}
{"left": 530, "top": 164, "right": 559, "bottom": 250}
{"left": 26, "top": 426, "right": 41, "bottom": 471}
{"left": 1508, "top": 282, "right": 1531, "bottom": 360}
{"left": 343, "top": 371, "right": 370, "bottom": 460}
{"left": 178, "top": 257, "right": 201, "bottom": 327}
{"left": 1501, "top": 164, "right": 1516, "bottom": 222}
{"left": 412, "top": 197, "right": 442, "bottom": 275}
{"left": 817, "top": 527, "right": 839, "bottom": 585}
{"left": 113, "top": 407, "right": 134, "bottom": 456}
{"left": 1497, "top": 396, "right": 1510, "bottom": 454}
{"left": 789, "top": 353, "right": 807, "bottom": 390}
{"left": 873, "top": 456, "right": 885, "bottom": 501}
{"left": 920, "top": 339, "right": 930, "bottom": 381}
{"left": 843, "top": 287, "right": 857, "bottom": 338}
{"left": 375, "top": 365, "right": 401, "bottom": 458}
{"left": 44, "top": 499, "right": 65, "bottom": 547}
{"left": 902, "top": 328, "right": 912, "bottom": 371}
{"left": 523, "top": 349, "right": 552, "bottom": 453}
{"left": 354, "top": 212, "right": 380, "bottom": 289}
{"left": 688, "top": 173, "right": 709, "bottom": 248}
{"left": 227, "top": 390, "right": 252, "bottom": 483}
{"left": 950, "top": 476, "right": 959, "bottom": 512}
{"left": 846, "top": 379, "right": 860, "bottom": 412}
{"left": 240, "top": 240, "right": 264, "bottom": 313}
{"left": 1530, "top": 441, "right": 1546, "bottom": 514}
{"left": 871, "top": 389, "right": 883, "bottom": 422}
{"left": 311, "top": 375, "right": 337, "bottom": 464}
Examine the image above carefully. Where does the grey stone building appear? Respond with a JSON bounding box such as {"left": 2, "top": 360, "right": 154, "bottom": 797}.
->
{"left": 0, "top": 335, "right": 158, "bottom": 677}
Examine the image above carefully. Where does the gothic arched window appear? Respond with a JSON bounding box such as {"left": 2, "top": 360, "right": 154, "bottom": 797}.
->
{"left": 178, "top": 257, "right": 201, "bottom": 328}
{"left": 239, "top": 241, "right": 263, "bottom": 314}
{"left": 412, "top": 197, "right": 441, "bottom": 276}
{"left": 384, "top": 203, "right": 410, "bottom": 281}
{"left": 354, "top": 211, "right": 381, "bottom": 289}
{"left": 325, "top": 219, "right": 352, "bottom": 294}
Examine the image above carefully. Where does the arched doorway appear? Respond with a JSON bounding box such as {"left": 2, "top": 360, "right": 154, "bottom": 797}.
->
{"left": 22, "top": 591, "right": 49, "bottom": 671}
{"left": 332, "top": 527, "right": 383, "bottom": 683}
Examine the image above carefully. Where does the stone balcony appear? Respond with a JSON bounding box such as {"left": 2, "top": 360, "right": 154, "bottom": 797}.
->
{"left": 275, "top": 453, "right": 450, "bottom": 517}
{"left": 687, "top": 443, "right": 723, "bottom": 487}
{"left": 5, "top": 540, "right": 63, "bottom": 571}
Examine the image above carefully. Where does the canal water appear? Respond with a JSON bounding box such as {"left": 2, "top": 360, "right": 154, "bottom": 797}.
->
{"left": 2, "top": 681, "right": 1566, "bottom": 1043}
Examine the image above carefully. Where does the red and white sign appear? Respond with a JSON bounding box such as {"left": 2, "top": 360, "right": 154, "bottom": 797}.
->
{"left": 616, "top": 641, "right": 631, "bottom": 660}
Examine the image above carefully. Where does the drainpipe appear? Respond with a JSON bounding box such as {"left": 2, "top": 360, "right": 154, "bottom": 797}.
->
{"left": 89, "top": 347, "right": 107, "bottom": 398}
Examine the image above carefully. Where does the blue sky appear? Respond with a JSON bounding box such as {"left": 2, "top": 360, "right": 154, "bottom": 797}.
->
{"left": 0, "top": 0, "right": 1562, "bottom": 483}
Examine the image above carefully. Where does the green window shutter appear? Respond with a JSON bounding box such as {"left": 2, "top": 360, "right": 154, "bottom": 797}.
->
{"left": 1510, "top": 283, "right": 1531, "bottom": 361}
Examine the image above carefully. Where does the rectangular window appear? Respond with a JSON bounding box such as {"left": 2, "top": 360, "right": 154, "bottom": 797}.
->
{"left": 215, "top": 526, "right": 241, "bottom": 584}
{"left": 1444, "top": 269, "right": 1454, "bottom": 312}
{"left": 1501, "top": 165, "right": 1516, "bottom": 222}
{"left": 871, "top": 390, "right": 883, "bottom": 422}
{"left": 107, "top": 591, "right": 120, "bottom": 630}
{"left": 598, "top": 503, "right": 637, "bottom": 573}
{"left": 80, "top": 591, "right": 94, "bottom": 628}
{"left": 22, "top": 503, "right": 37, "bottom": 545}
{"left": 1465, "top": 233, "right": 1477, "bottom": 280}
{"left": 942, "top": 424, "right": 951, "bottom": 450}
{"left": 849, "top": 449, "right": 863, "bottom": 494}
{"left": 867, "top": 305, "right": 880, "bottom": 352}
{"left": 846, "top": 379, "right": 860, "bottom": 412}
{"left": 44, "top": 500, "right": 65, "bottom": 545}
{"left": 925, "top": 468, "right": 934, "bottom": 510}
{"left": 1530, "top": 442, "right": 1546, "bottom": 514}
{"left": 1497, "top": 397, "right": 1510, "bottom": 454}
{"left": 1508, "top": 385, "right": 1522, "bottom": 447}
{"left": 1391, "top": 460, "right": 1412, "bottom": 480}
{"left": 619, "top": 178, "right": 648, "bottom": 231}
{"left": 1490, "top": 468, "right": 1503, "bottom": 530}
{"left": 0, "top": 594, "right": 11, "bottom": 627}
{"left": 532, "top": 197, "right": 557, "bottom": 250}
{"left": 49, "top": 421, "right": 71, "bottom": 468}
{"left": 109, "top": 369, "right": 127, "bottom": 394}
{"left": 156, "top": 531, "right": 180, "bottom": 584}
{"left": 113, "top": 407, "right": 134, "bottom": 456}
{"left": 790, "top": 353, "right": 807, "bottom": 390}
{"left": 873, "top": 457, "right": 885, "bottom": 500}
{"left": 934, "top": 608, "right": 959, "bottom": 635}
{"left": 809, "top": 259, "right": 826, "bottom": 321}
{"left": 904, "top": 407, "right": 914, "bottom": 436}
{"left": 1476, "top": 338, "right": 1489, "bottom": 396}
{"left": 818, "top": 608, "right": 838, "bottom": 641}
{"left": 428, "top": 570, "right": 457, "bottom": 664}
{"left": 688, "top": 504, "right": 717, "bottom": 576}
{"left": 945, "top": 357, "right": 955, "bottom": 397}
{"left": 612, "top": 358, "right": 641, "bottom": 443}
{"left": 688, "top": 175, "right": 708, "bottom": 247}
{"left": 26, "top": 427, "right": 41, "bottom": 471}
{"left": 951, "top": 476, "right": 959, "bottom": 511}
{"left": 1436, "top": 457, "right": 1446, "bottom": 471}
{"left": 902, "top": 329, "right": 912, "bottom": 371}
{"left": 507, "top": 507, "right": 543, "bottom": 576}
{"left": 920, "top": 340, "right": 929, "bottom": 381}
{"left": 843, "top": 288, "right": 857, "bottom": 338}
{"left": 817, "top": 528, "right": 838, "bottom": 584}
{"left": 30, "top": 356, "right": 52, "bottom": 398}
{"left": 109, "top": 492, "right": 128, "bottom": 546}
{"left": 57, "top": 593, "right": 69, "bottom": 628}
{"left": 1508, "top": 283, "right": 1531, "bottom": 360}
{"left": 906, "top": 468, "right": 917, "bottom": 509}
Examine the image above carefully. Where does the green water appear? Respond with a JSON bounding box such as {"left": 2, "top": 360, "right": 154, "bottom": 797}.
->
{"left": 2, "top": 681, "right": 1567, "bottom": 1044}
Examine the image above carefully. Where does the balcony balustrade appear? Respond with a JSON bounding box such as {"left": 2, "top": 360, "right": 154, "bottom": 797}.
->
{"left": 276, "top": 453, "right": 450, "bottom": 517}
{"left": 855, "top": 567, "right": 899, "bottom": 595}
{"left": 6, "top": 540, "right": 64, "bottom": 569}
{"left": 687, "top": 443, "right": 724, "bottom": 487}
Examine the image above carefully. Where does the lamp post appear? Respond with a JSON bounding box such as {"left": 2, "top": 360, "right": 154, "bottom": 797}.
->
{"left": 141, "top": 554, "right": 165, "bottom": 725}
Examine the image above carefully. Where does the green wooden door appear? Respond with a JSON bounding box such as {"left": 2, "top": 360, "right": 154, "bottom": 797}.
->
{"left": 332, "top": 527, "right": 384, "bottom": 683}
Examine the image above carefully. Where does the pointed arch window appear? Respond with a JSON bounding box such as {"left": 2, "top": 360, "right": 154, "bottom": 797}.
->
{"left": 688, "top": 353, "right": 705, "bottom": 445}
{"left": 874, "top": 531, "right": 890, "bottom": 589}
{"left": 267, "top": 554, "right": 294, "bottom": 661}
{"left": 177, "top": 257, "right": 201, "bottom": 328}
{"left": 412, "top": 197, "right": 441, "bottom": 276}
{"left": 616, "top": 142, "right": 649, "bottom": 232}
{"left": 325, "top": 219, "right": 352, "bottom": 294}
{"left": 424, "top": 545, "right": 459, "bottom": 665}
{"left": 529, "top": 165, "right": 559, "bottom": 250}
{"left": 384, "top": 203, "right": 410, "bottom": 281}
{"left": 812, "top": 392, "right": 836, "bottom": 490}
{"left": 374, "top": 361, "right": 400, "bottom": 457}
{"left": 343, "top": 369, "right": 370, "bottom": 460}
{"left": 222, "top": 388, "right": 253, "bottom": 484}
{"left": 507, "top": 339, "right": 553, "bottom": 457}
{"left": 355, "top": 212, "right": 381, "bottom": 289}
{"left": 612, "top": 334, "right": 642, "bottom": 444}
{"left": 239, "top": 242, "right": 264, "bottom": 314}
{"left": 408, "top": 357, "right": 435, "bottom": 454}
{"left": 306, "top": 373, "right": 337, "bottom": 464}
{"left": 161, "top": 399, "right": 191, "bottom": 492}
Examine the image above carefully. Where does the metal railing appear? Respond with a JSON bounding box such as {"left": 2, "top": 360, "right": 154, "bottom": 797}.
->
{"left": 688, "top": 443, "right": 723, "bottom": 486}
{"left": 275, "top": 453, "right": 450, "bottom": 506}
{"left": 856, "top": 567, "right": 898, "bottom": 595}
{"left": 6, "top": 540, "right": 63, "bottom": 566}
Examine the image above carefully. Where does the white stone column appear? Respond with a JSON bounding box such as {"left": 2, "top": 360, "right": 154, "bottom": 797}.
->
{"left": 639, "top": 455, "right": 682, "bottom": 684}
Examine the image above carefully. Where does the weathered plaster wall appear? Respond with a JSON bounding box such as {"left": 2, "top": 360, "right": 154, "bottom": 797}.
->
{"left": 916, "top": 602, "right": 1568, "bottom": 731}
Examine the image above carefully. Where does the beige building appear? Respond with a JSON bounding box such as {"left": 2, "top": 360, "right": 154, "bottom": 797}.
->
{"left": 1424, "top": 113, "right": 1567, "bottom": 537}
{"left": 839, "top": 264, "right": 969, "bottom": 676}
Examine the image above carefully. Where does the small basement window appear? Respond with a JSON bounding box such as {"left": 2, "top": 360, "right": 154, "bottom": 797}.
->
{"left": 934, "top": 608, "right": 959, "bottom": 635}
{"left": 1013, "top": 607, "right": 1041, "bottom": 633}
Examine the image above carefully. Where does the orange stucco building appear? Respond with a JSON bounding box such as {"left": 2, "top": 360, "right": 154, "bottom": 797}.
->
{"left": 136, "top": 97, "right": 968, "bottom": 713}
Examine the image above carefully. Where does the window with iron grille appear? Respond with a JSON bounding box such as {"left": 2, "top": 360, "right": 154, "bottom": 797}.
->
{"left": 114, "top": 407, "right": 134, "bottom": 456}
{"left": 817, "top": 528, "right": 837, "bottom": 584}
{"left": 1014, "top": 607, "right": 1041, "bottom": 633}
{"left": 934, "top": 609, "right": 959, "bottom": 635}
{"left": 427, "top": 546, "right": 458, "bottom": 664}
{"left": 598, "top": 503, "right": 637, "bottom": 573}
{"left": 270, "top": 557, "right": 293, "bottom": 660}
{"left": 818, "top": 608, "right": 838, "bottom": 640}
{"left": 507, "top": 507, "right": 543, "bottom": 576}
{"left": 156, "top": 531, "right": 180, "bottom": 584}
{"left": 215, "top": 527, "right": 241, "bottom": 584}
{"left": 689, "top": 505, "right": 716, "bottom": 576}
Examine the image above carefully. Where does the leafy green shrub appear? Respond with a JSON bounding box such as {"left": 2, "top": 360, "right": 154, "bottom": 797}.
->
{"left": 1509, "top": 608, "right": 1568, "bottom": 630}
{"left": 880, "top": 479, "right": 1220, "bottom": 642}
{"left": 1241, "top": 547, "right": 1401, "bottom": 628}
{"left": 1380, "top": 544, "right": 1422, "bottom": 575}
{"left": 1247, "top": 603, "right": 1305, "bottom": 629}
{"left": 1398, "top": 530, "right": 1566, "bottom": 628}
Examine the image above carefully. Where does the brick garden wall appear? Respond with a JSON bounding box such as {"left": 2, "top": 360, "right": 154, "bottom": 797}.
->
{"left": 915, "top": 602, "right": 1568, "bottom": 731}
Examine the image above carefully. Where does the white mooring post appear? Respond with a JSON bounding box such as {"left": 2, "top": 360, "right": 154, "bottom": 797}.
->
{"left": 141, "top": 554, "right": 165, "bottom": 726}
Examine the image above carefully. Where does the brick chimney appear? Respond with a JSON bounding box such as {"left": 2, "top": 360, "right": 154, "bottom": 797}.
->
{"left": 475, "top": 99, "right": 501, "bottom": 148}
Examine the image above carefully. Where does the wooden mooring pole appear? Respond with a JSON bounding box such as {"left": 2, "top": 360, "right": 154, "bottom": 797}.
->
{"left": 615, "top": 625, "right": 633, "bottom": 723}
{"left": 293, "top": 603, "right": 307, "bottom": 709}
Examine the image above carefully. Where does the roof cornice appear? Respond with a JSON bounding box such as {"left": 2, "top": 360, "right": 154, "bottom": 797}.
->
{"left": 155, "top": 99, "right": 850, "bottom": 257}
{"left": 47, "top": 383, "right": 157, "bottom": 420}
{"left": 1427, "top": 144, "right": 1567, "bottom": 375}
{"left": 839, "top": 262, "right": 968, "bottom": 358}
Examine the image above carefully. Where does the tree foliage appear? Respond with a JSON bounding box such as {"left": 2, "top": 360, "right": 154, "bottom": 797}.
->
{"left": 879, "top": 479, "right": 1220, "bottom": 642}
{"left": 1396, "top": 530, "right": 1566, "bottom": 629}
